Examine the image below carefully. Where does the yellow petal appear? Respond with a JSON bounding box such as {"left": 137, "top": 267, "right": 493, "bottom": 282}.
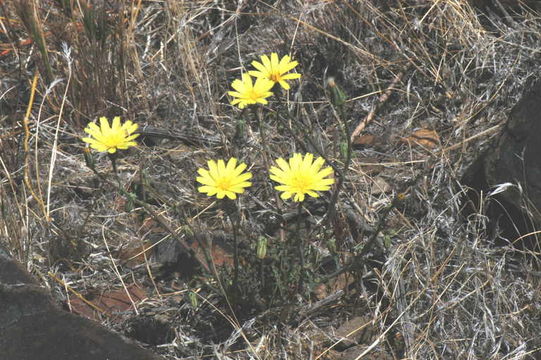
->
{"left": 84, "top": 122, "right": 101, "bottom": 135}
{"left": 270, "top": 53, "right": 279, "bottom": 68}
{"left": 250, "top": 61, "right": 267, "bottom": 74}
{"left": 90, "top": 143, "right": 108, "bottom": 152}
{"left": 232, "top": 162, "right": 248, "bottom": 176}
{"left": 301, "top": 153, "right": 314, "bottom": 171}
{"left": 226, "top": 158, "right": 238, "bottom": 173}
{"left": 261, "top": 55, "right": 271, "bottom": 70}
{"left": 217, "top": 159, "right": 226, "bottom": 173}
{"left": 254, "top": 78, "right": 275, "bottom": 92}
{"left": 197, "top": 168, "right": 209, "bottom": 177}
{"left": 235, "top": 173, "right": 252, "bottom": 183}
{"left": 99, "top": 117, "right": 111, "bottom": 131}
{"left": 208, "top": 160, "right": 219, "bottom": 180}
{"left": 224, "top": 191, "right": 237, "bottom": 200}
{"left": 256, "top": 98, "right": 268, "bottom": 105}
{"left": 275, "top": 158, "right": 290, "bottom": 172}
{"left": 318, "top": 166, "right": 334, "bottom": 178}
{"left": 231, "top": 79, "right": 246, "bottom": 92}
{"left": 198, "top": 185, "right": 217, "bottom": 196}
{"left": 281, "top": 73, "right": 301, "bottom": 80}
{"left": 278, "top": 80, "right": 291, "bottom": 90}
{"left": 228, "top": 91, "right": 244, "bottom": 98}
{"left": 241, "top": 73, "right": 254, "bottom": 90}
{"left": 279, "top": 59, "right": 299, "bottom": 73}
{"left": 112, "top": 116, "right": 121, "bottom": 130}
{"left": 196, "top": 175, "right": 215, "bottom": 186}
{"left": 280, "top": 191, "right": 293, "bottom": 200}
{"left": 279, "top": 55, "right": 291, "bottom": 68}
{"left": 229, "top": 182, "right": 251, "bottom": 192}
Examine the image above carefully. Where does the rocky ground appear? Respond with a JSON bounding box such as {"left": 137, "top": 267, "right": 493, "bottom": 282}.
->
{"left": 1, "top": 1, "right": 541, "bottom": 359}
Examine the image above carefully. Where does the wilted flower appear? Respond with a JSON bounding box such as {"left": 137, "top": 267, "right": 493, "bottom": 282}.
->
{"left": 269, "top": 153, "right": 334, "bottom": 202}
{"left": 228, "top": 73, "right": 274, "bottom": 109}
{"left": 197, "top": 158, "right": 252, "bottom": 199}
{"left": 249, "top": 53, "right": 301, "bottom": 90}
{"left": 82, "top": 116, "right": 139, "bottom": 154}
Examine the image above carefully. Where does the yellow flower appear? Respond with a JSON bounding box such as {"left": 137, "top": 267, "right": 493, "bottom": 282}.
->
{"left": 270, "top": 153, "right": 334, "bottom": 202}
{"left": 249, "top": 53, "right": 301, "bottom": 90}
{"left": 228, "top": 73, "right": 274, "bottom": 109}
{"left": 197, "top": 158, "right": 252, "bottom": 199}
{"left": 82, "top": 116, "right": 139, "bottom": 154}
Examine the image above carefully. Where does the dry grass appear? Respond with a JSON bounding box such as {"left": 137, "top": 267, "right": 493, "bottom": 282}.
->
{"left": 2, "top": 0, "right": 541, "bottom": 359}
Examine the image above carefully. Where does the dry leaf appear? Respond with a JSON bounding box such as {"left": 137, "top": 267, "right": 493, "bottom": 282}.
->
{"left": 69, "top": 284, "right": 147, "bottom": 321}
{"left": 400, "top": 128, "right": 440, "bottom": 149}
{"left": 352, "top": 134, "right": 377, "bottom": 147}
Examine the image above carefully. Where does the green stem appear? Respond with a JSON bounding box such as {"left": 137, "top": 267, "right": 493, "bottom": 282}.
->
{"left": 257, "top": 106, "right": 286, "bottom": 242}
{"left": 296, "top": 202, "right": 305, "bottom": 290}
{"left": 230, "top": 207, "right": 240, "bottom": 287}
{"left": 86, "top": 161, "right": 210, "bottom": 274}
{"left": 296, "top": 203, "right": 303, "bottom": 265}
{"left": 327, "top": 103, "right": 352, "bottom": 221}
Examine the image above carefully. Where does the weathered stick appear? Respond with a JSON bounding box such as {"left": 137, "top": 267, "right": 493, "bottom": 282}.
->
{"left": 350, "top": 71, "right": 404, "bottom": 142}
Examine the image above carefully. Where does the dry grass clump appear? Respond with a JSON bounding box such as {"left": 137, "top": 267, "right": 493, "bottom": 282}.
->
{"left": 2, "top": 0, "right": 541, "bottom": 359}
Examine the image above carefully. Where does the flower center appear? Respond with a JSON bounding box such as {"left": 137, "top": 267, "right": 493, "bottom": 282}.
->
{"left": 103, "top": 132, "right": 125, "bottom": 148}
{"left": 291, "top": 173, "right": 312, "bottom": 192}
{"left": 248, "top": 90, "right": 262, "bottom": 101}
{"left": 216, "top": 177, "right": 233, "bottom": 191}
{"left": 270, "top": 72, "right": 282, "bottom": 82}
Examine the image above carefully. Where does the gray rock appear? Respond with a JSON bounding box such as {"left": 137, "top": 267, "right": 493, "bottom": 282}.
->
{"left": 0, "top": 251, "right": 163, "bottom": 360}
{"left": 484, "top": 78, "right": 541, "bottom": 219}
{"left": 463, "top": 77, "right": 541, "bottom": 246}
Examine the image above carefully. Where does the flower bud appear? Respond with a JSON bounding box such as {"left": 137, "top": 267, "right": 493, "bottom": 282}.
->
{"left": 256, "top": 237, "right": 268, "bottom": 259}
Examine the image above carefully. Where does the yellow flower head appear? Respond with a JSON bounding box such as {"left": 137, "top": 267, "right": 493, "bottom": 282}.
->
{"left": 270, "top": 153, "right": 334, "bottom": 202}
{"left": 249, "top": 53, "right": 301, "bottom": 90}
{"left": 228, "top": 73, "right": 274, "bottom": 109}
{"left": 82, "top": 116, "right": 139, "bottom": 154}
{"left": 197, "top": 158, "right": 252, "bottom": 200}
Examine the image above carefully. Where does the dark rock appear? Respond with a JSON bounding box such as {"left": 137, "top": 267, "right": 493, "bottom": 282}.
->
{"left": 0, "top": 252, "right": 37, "bottom": 285}
{"left": 485, "top": 79, "right": 541, "bottom": 214}
{"left": 152, "top": 235, "right": 203, "bottom": 279}
{"left": 462, "top": 77, "right": 541, "bottom": 248}
{"left": 126, "top": 315, "right": 175, "bottom": 346}
{"left": 469, "top": 0, "right": 541, "bottom": 15}
{"left": 0, "top": 251, "right": 163, "bottom": 360}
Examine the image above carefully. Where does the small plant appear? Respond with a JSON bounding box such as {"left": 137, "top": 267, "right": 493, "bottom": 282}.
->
{"left": 78, "top": 51, "right": 344, "bottom": 318}
{"left": 192, "top": 52, "right": 344, "bottom": 312}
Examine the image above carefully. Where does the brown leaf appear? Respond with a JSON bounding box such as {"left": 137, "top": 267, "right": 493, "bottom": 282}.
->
{"left": 400, "top": 128, "right": 440, "bottom": 149}
{"left": 352, "top": 134, "right": 377, "bottom": 147}
{"left": 190, "top": 236, "right": 233, "bottom": 267}
{"left": 69, "top": 284, "right": 147, "bottom": 322}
